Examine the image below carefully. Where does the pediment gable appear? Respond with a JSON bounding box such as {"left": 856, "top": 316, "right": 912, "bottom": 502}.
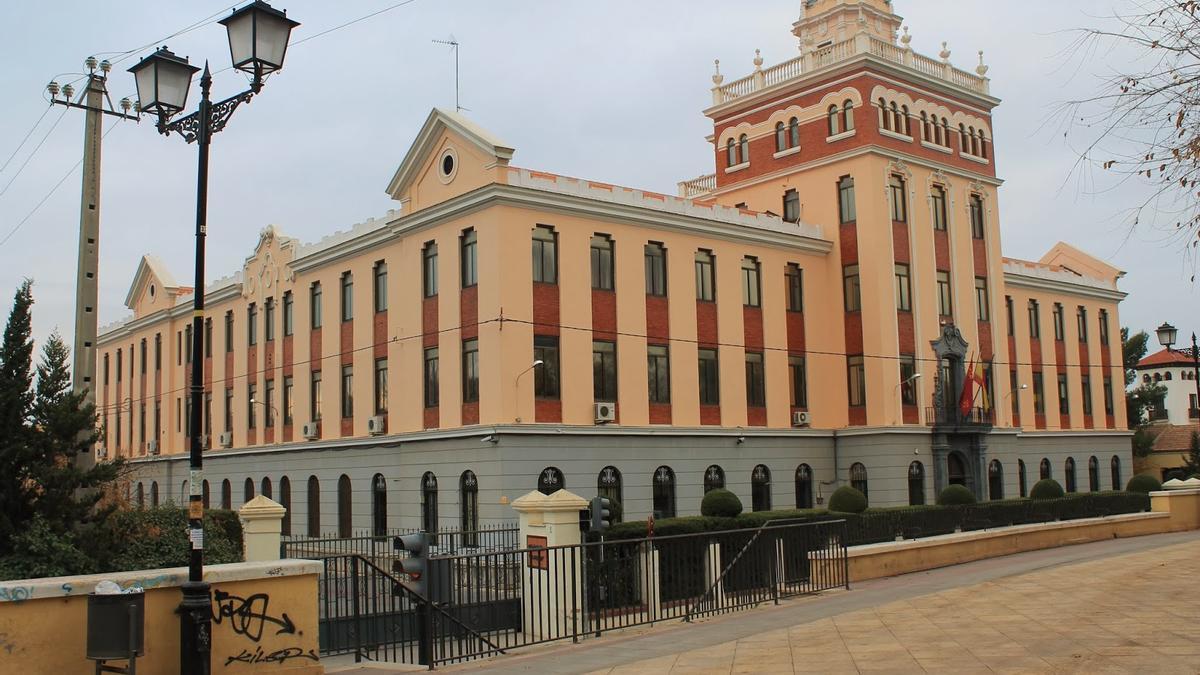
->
{"left": 241, "top": 225, "right": 298, "bottom": 302}
{"left": 125, "top": 255, "right": 186, "bottom": 318}
{"left": 1038, "top": 242, "right": 1123, "bottom": 284}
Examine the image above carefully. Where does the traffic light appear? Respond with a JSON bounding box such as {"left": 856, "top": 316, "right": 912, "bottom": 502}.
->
{"left": 393, "top": 532, "right": 429, "bottom": 597}
{"left": 590, "top": 496, "right": 612, "bottom": 534}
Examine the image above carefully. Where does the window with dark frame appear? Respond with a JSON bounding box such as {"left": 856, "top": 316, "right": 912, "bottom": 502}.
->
{"left": 310, "top": 282, "right": 322, "bottom": 329}
{"left": 1010, "top": 369, "right": 1020, "bottom": 415}
{"left": 789, "top": 355, "right": 807, "bottom": 408}
{"left": 1081, "top": 374, "right": 1092, "bottom": 416}
{"left": 424, "top": 347, "right": 439, "bottom": 408}
{"left": 745, "top": 352, "right": 766, "bottom": 407}
{"left": 741, "top": 256, "right": 761, "bottom": 307}
{"left": 908, "top": 461, "right": 925, "bottom": 505}
{"left": 532, "top": 336, "right": 560, "bottom": 399}
{"left": 1077, "top": 306, "right": 1088, "bottom": 342}
{"left": 1103, "top": 377, "right": 1114, "bottom": 415}
{"left": 224, "top": 387, "right": 233, "bottom": 432}
{"left": 1032, "top": 371, "right": 1045, "bottom": 414}
{"left": 423, "top": 241, "right": 438, "bottom": 297}
{"left": 1028, "top": 300, "right": 1040, "bottom": 338}
{"left": 462, "top": 339, "right": 479, "bottom": 403}
{"left": 310, "top": 370, "right": 322, "bottom": 421}
{"left": 590, "top": 234, "right": 614, "bottom": 291}
{"left": 1052, "top": 303, "right": 1064, "bottom": 341}
{"left": 374, "top": 358, "right": 388, "bottom": 414}
{"left": 264, "top": 379, "right": 275, "bottom": 428}
{"left": 785, "top": 264, "right": 803, "bottom": 311}
{"left": 1005, "top": 296, "right": 1014, "bottom": 336}
{"left": 783, "top": 189, "right": 800, "bottom": 223}
{"left": 838, "top": 176, "right": 856, "bottom": 223}
{"left": 936, "top": 271, "right": 952, "bottom": 317}
{"left": 593, "top": 341, "right": 617, "bottom": 401}
{"left": 374, "top": 260, "right": 388, "bottom": 313}
{"left": 532, "top": 226, "right": 557, "bottom": 284}
{"left": 975, "top": 277, "right": 990, "bottom": 321}
{"left": 795, "top": 464, "right": 814, "bottom": 508}
{"left": 1057, "top": 372, "right": 1069, "bottom": 414}
{"left": 264, "top": 297, "right": 275, "bottom": 341}
{"left": 283, "top": 375, "right": 294, "bottom": 426}
{"left": 969, "top": 194, "right": 985, "bottom": 238}
{"left": 341, "top": 364, "right": 353, "bottom": 419}
{"left": 340, "top": 272, "right": 353, "bottom": 322}
{"left": 698, "top": 348, "right": 720, "bottom": 405}
{"left": 647, "top": 345, "right": 670, "bottom": 404}
{"left": 843, "top": 264, "right": 861, "bottom": 311}
{"left": 848, "top": 356, "right": 866, "bottom": 406}
{"left": 461, "top": 228, "right": 477, "bottom": 288}
{"left": 1099, "top": 309, "right": 1110, "bottom": 345}
{"left": 283, "top": 291, "right": 293, "bottom": 336}
{"left": 931, "top": 185, "right": 947, "bottom": 230}
{"left": 889, "top": 174, "right": 907, "bottom": 222}
{"left": 695, "top": 250, "right": 715, "bottom": 301}
{"left": 850, "top": 462, "right": 868, "bottom": 501}
{"left": 894, "top": 263, "right": 911, "bottom": 311}
{"left": 899, "top": 356, "right": 917, "bottom": 405}
{"left": 225, "top": 312, "right": 233, "bottom": 353}
{"left": 645, "top": 243, "right": 666, "bottom": 296}
{"left": 247, "top": 383, "right": 257, "bottom": 429}
{"left": 247, "top": 304, "right": 257, "bottom": 346}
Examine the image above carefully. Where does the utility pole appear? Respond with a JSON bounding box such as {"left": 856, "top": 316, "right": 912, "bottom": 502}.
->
{"left": 47, "top": 58, "right": 137, "bottom": 467}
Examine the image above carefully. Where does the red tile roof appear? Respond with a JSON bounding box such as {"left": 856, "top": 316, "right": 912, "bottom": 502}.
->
{"left": 1147, "top": 423, "right": 1200, "bottom": 453}
{"left": 1137, "top": 347, "right": 1198, "bottom": 368}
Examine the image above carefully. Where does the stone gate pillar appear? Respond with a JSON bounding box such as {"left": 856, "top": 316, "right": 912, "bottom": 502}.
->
{"left": 511, "top": 489, "right": 589, "bottom": 641}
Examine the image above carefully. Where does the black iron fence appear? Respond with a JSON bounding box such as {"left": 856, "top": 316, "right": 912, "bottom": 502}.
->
{"left": 281, "top": 524, "right": 519, "bottom": 561}
{"left": 318, "top": 519, "right": 849, "bottom": 669}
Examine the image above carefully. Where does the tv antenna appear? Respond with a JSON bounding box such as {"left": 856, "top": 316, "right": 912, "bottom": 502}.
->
{"left": 432, "top": 36, "right": 466, "bottom": 112}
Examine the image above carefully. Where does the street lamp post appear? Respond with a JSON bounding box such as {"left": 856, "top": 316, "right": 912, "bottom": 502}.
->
{"left": 128, "top": 4, "right": 298, "bottom": 673}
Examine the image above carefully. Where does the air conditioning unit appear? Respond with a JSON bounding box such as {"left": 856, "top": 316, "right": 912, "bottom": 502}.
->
{"left": 302, "top": 421, "right": 319, "bottom": 440}
{"left": 594, "top": 402, "right": 616, "bottom": 424}
{"left": 148, "top": 440, "right": 160, "bottom": 455}
{"left": 201, "top": 434, "right": 210, "bottom": 450}
{"left": 792, "top": 411, "right": 811, "bottom": 427}
{"left": 367, "top": 415, "right": 386, "bottom": 436}
{"left": 218, "top": 431, "right": 233, "bottom": 448}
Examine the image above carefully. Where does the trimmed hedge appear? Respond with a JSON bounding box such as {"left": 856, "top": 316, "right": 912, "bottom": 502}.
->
{"left": 700, "top": 489, "right": 743, "bottom": 517}
{"left": 936, "top": 485, "right": 977, "bottom": 505}
{"left": 1030, "top": 478, "right": 1065, "bottom": 500}
{"left": 1126, "top": 473, "right": 1163, "bottom": 493}
{"left": 828, "top": 486, "right": 868, "bottom": 513}
{"left": 100, "top": 507, "right": 243, "bottom": 572}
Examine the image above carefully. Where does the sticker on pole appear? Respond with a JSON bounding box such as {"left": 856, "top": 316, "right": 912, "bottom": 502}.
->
{"left": 190, "top": 470, "right": 203, "bottom": 496}
{"left": 189, "top": 528, "right": 204, "bottom": 550}
{"left": 188, "top": 500, "right": 203, "bottom": 519}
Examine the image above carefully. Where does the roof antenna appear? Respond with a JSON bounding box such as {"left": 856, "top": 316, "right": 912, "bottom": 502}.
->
{"left": 432, "top": 36, "right": 466, "bottom": 113}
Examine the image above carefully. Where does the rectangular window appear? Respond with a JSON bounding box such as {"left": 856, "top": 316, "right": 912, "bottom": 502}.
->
{"left": 647, "top": 345, "right": 670, "bottom": 404}
{"left": 341, "top": 364, "right": 353, "bottom": 418}
{"left": 461, "top": 228, "right": 478, "bottom": 288}
{"left": 1081, "top": 374, "right": 1093, "bottom": 415}
{"left": 373, "top": 261, "right": 388, "bottom": 313}
{"left": 698, "top": 348, "right": 720, "bottom": 405}
{"left": 894, "top": 263, "right": 911, "bottom": 311}
{"left": 1028, "top": 300, "right": 1041, "bottom": 338}
{"left": 745, "top": 352, "right": 766, "bottom": 407}
{"left": 283, "top": 375, "right": 294, "bottom": 426}
{"left": 975, "top": 277, "right": 990, "bottom": 321}
{"left": 224, "top": 387, "right": 233, "bottom": 432}
{"left": 847, "top": 356, "right": 866, "bottom": 407}
{"left": 423, "top": 241, "right": 439, "bottom": 297}
{"left": 424, "top": 347, "right": 439, "bottom": 407}
{"left": 264, "top": 297, "right": 275, "bottom": 341}
{"left": 310, "top": 370, "right": 322, "bottom": 421}
{"left": 1053, "top": 303, "right": 1065, "bottom": 341}
{"left": 931, "top": 185, "right": 947, "bottom": 230}
{"left": 205, "top": 319, "right": 212, "bottom": 358}
{"left": 969, "top": 194, "right": 985, "bottom": 238}
{"left": 154, "top": 399, "right": 161, "bottom": 440}
{"left": 532, "top": 226, "right": 557, "bottom": 284}
{"left": 1057, "top": 373, "right": 1069, "bottom": 413}
{"left": 225, "top": 311, "right": 234, "bottom": 352}
{"left": 116, "top": 349, "right": 122, "bottom": 382}
{"left": 1006, "top": 296, "right": 1014, "bottom": 336}
{"left": 789, "top": 355, "right": 808, "bottom": 408}
{"left": 785, "top": 264, "right": 803, "bottom": 312}
{"left": 341, "top": 272, "right": 353, "bottom": 323}
{"left": 838, "top": 176, "right": 856, "bottom": 223}
{"left": 741, "top": 256, "right": 761, "bottom": 307}
{"left": 103, "top": 353, "right": 109, "bottom": 385}
{"left": 899, "top": 355, "right": 917, "bottom": 405}
{"left": 589, "top": 234, "right": 615, "bottom": 291}
{"left": 185, "top": 326, "right": 192, "bottom": 363}
{"left": 175, "top": 333, "right": 180, "bottom": 366}
{"left": 1077, "top": 306, "right": 1088, "bottom": 342}
{"left": 695, "top": 250, "right": 715, "bottom": 301}
{"left": 593, "top": 340, "right": 618, "bottom": 401}
{"left": 1032, "top": 372, "right": 1045, "bottom": 414}
{"left": 533, "top": 335, "right": 560, "bottom": 399}
{"left": 140, "top": 339, "right": 147, "bottom": 374}
{"left": 843, "top": 264, "right": 861, "bottom": 312}
{"left": 264, "top": 379, "right": 275, "bottom": 428}
{"left": 283, "top": 291, "right": 293, "bottom": 336}
{"left": 462, "top": 339, "right": 480, "bottom": 403}
{"left": 1009, "top": 369, "right": 1020, "bottom": 415}
{"left": 1103, "top": 376, "right": 1114, "bottom": 415}
{"left": 889, "top": 174, "right": 907, "bottom": 222}
{"left": 782, "top": 188, "right": 800, "bottom": 223}
{"left": 936, "top": 271, "right": 952, "bottom": 317}
{"left": 644, "top": 242, "right": 667, "bottom": 296}
{"left": 374, "top": 358, "right": 388, "bottom": 414}
{"left": 247, "top": 304, "right": 257, "bottom": 346}
{"left": 1099, "top": 309, "right": 1110, "bottom": 345}
{"left": 310, "top": 282, "right": 322, "bottom": 329}
{"left": 247, "top": 383, "right": 257, "bottom": 429}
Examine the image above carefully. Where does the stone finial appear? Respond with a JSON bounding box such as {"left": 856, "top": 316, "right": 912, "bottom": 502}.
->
{"left": 939, "top": 41, "right": 951, "bottom": 62}
{"left": 712, "top": 59, "right": 724, "bottom": 86}
{"left": 900, "top": 25, "right": 912, "bottom": 49}
{"left": 753, "top": 49, "right": 764, "bottom": 70}
{"left": 976, "top": 50, "right": 989, "bottom": 76}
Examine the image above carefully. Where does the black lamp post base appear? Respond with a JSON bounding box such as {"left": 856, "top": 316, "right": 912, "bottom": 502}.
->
{"left": 178, "top": 580, "right": 212, "bottom": 675}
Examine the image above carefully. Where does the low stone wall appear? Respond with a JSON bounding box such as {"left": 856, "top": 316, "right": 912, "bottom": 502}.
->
{"left": 0, "top": 559, "right": 322, "bottom": 675}
{"left": 816, "top": 489, "right": 1200, "bottom": 583}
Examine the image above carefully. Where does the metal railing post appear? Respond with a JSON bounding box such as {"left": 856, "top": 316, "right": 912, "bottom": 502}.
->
{"left": 351, "top": 556, "right": 362, "bottom": 663}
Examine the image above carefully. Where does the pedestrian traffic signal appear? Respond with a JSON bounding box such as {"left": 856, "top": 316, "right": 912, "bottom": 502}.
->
{"left": 590, "top": 496, "right": 612, "bottom": 534}
{"left": 393, "top": 532, "right": 429, "bottom": 597}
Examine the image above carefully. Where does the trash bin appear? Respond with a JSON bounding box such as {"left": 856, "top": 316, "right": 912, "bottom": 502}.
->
{"left": 86, "top": 591, "right": 145, "bottom": 661}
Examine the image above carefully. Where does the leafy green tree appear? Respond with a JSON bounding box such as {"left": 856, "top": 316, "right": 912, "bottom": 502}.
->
{"left": 1127, "top": 382, "right": 1167, "bottom": 427}
{"left": 1122, "top": 327, "right": 1148, "bottom": 388}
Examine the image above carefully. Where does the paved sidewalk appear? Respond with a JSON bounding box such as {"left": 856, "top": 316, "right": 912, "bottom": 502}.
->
{"left": 331, "top": 531, "right": 1200, "bottom": 674}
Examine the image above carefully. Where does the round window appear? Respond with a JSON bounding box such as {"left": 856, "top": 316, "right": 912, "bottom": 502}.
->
{"left": 441, "top": 153, "right": 455, "bottom": 176}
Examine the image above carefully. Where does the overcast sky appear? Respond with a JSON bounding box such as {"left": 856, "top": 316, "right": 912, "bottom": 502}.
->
{"left": 0, "top": 0, "right": 1195, "bottom": 366}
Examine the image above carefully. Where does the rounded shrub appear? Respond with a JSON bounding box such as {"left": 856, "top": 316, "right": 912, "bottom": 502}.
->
{"left": 1029, "top": 478, "right": 1065, "bottom": 500}
{"left": 936, "top": 484, "right": 977, "bottom": 506}
{"left": 828, "top": 485, "right": 868, "bottom": 514}
{"left": 700, "top": 488, "right": 743, "bottom": 518}
{"left": 1126, "top": 473, "right": 1163, "bottom": 494}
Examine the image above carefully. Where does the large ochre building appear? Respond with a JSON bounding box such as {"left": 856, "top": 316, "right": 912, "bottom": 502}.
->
{"left": 99, "top": 0, "right": 1132, "bottom": 534}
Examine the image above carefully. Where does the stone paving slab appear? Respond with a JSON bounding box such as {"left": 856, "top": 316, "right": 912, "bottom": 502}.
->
{"left": 331, "top": 531, "right": 1200, "bottom": 674}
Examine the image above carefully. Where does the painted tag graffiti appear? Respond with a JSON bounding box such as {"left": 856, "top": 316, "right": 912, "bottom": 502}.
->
{"left": 211, "top": 590, "right": 295, "bottom": 642}
{"left": 224, "top": 645, "right": 318, "bottom": 666}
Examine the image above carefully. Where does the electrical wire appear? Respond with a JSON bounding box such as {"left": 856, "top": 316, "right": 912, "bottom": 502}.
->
{"left": 0, "top": 106, "right": 53, "bottom": 178}
{"left": 0, "top": 107, "right": 68, "bottom": 200}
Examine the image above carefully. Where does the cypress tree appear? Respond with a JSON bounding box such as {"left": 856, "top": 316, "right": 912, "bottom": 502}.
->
{"left": 0, "top": 281, "right": 35, "bottom": 554}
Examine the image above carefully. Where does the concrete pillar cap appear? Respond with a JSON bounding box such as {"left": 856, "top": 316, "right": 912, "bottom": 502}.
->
{"left": 511, "top": 489, "right": 588, "bottom": 513}
{"left": 239, "top": 495, "right": 286, "bottom": 521}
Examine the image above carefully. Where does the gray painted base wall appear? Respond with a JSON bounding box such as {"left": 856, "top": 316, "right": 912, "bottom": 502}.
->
{"left": 125, "top": 425, "right": 1133, "bottom": 535}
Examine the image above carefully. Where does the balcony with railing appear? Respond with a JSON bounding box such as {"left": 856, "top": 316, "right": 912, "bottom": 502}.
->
{"left": 677, "top": 173, "right": 717, "bottom": 199}
{"left": 926, "top": 405, "right": 993, "bottom": 431}
{"left": 710, "top": 31, "right": 991, "bottom": 107}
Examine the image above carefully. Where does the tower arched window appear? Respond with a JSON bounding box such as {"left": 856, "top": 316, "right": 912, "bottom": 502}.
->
{"left": 920, "top": 111, "right": 930, "bottom": 141}
{"left": 306, "top": 475, "right": 320, "bottom": 537}
{"left": 151, "top": 481, "right": 159, "bottom": 507}
{"left": 979, "top": 132, "right": 989, "bottom": 159}
{"left": 900, "top": 105, "right": 910, "bottom": 136}
{"left": 372, "top": 473, "right": 388, "bottom": 536}
{"left": 751, "top": 464, "right": 772, "bottom": 511}
{"left": 460, "top": 470, "right": 479, "bottom": 541}
{"left": 244, "top": 477, "right": 255, "bottom": 504}
{"left": 1064, "top": 457, "right": 1077, "bottom": 493}
{"left": 908, "top": 461, "right": 925, "bottom": 505}
{"left": 878, "top": 98, "right": 889, "bottom": 130}
{"left": 704, "top": 464, "right": 725, "bottom": 493}
{"left": 597, "top": 466, "right": 622, "bottom": 521}
{"left": 726, "top": 138, "right": 737, "bottom": 167}
{"left": 795, "top": 464, "right": 813, "bottom": 508}
{"left": 1039, "top": 458, "right": 1051, "bottom": 480}
{"left": 969, "top": 127, "right": 978, "bottom": 155}
{"left": 1088, "top": 456, "right": 1100, "bottom": 492}
{"left": 221, "top": 479, "right": 232, "bottom": 510}
{"left": 279, "top": 476, "right": 291, "bottom": 536}
{"left": 933, "top": 116, "right": 942, "bottom": 145}
{"left": 652, "top": 466, "right": 676, "bottom": 519}
{"left": 261, "top": 476, "right": 272, "bottom": 500}
{"left": 828, "top": 104, "right": 840, "bottom": 136}
{"left": 941, "top": 118, "right": 951, "bottom": 147}
{"left": 1111, "top": 455, "right": 1122, "bottom": 490}
{"left": 337, "top": 474, "right": 352, "bottom": 537}
{"left": 959, "top": 123, "right": 968, "bottom": 151}
{"left": 890, "top": 102, "right": 901, "bottom": 132}
{"left": 1018, "top": 459, "right": 1028, "bottom": 497}
{"left": 775, "top": 122, "right": 786, "bottom": 152}
{"left": 789, "top": 116, "right": 800, "bottom": 146}
{"left": 842, "top": 100, "right": 854, "bottom": 131}
{"left": 421, "top": 472, "right": 439, "bottom": 534}
{"left": 538, "top": 466, "right": 565, "bottom": 495}
{"left": 738, "top": 134, "right": 749, "bottom": 165}
{"left": 988, "top": 459, "right": 1004, "bottom": 500}
{"left": 849, "top": 462, "right": 868, "bottom": 502}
